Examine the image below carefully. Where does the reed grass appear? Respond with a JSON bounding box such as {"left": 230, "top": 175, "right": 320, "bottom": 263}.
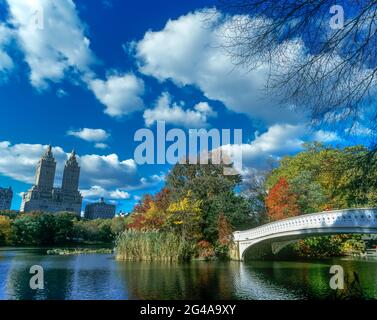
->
{"left": 115, "top": 230, "right": 192, "bottom": 261}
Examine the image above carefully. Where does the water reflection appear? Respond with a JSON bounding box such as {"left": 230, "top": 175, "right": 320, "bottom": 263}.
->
{"left": 1, "top": 248, "right": 377, "bottom": 300}
{"left": 116, "top": 261, "right": 239, "bottom": 299}
{"left": 0, "top": 248, "right": 128, "bottom": 300}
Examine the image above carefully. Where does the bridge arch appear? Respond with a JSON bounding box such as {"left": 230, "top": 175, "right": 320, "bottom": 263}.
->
{"left": 231, "top": 208, "right": 377, "bottom": 260}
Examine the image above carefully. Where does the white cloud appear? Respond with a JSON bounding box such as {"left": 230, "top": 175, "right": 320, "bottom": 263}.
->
{"left": 67, "top": 128, "right": 110, "bottom": 142}
{"left": 0, "top": 141, "right": 163, "bottom": 203}
{"left": 5, "top": 0, "right": 146, "bottom": 118}
{"left": 143, "top": 92, "right": 216, "bottom": 128}
{"left": 78, "top": 153, "right": 137, "bottom": 188}
{"left": 221, "top": 124, "right": 338, "bottom": 173}
{"left": 136, "top": 10, "right": 305, "bottom": 125}
{"left": 94, "top": 143, "right": 109, "bottom": 149}
{"left": 313, "top": 130, "right": 340, "bottom": 142}
{"left": 345, "top": 122, "right": 372, "bottom": 136}
{"left": 223, "top": 124, "right": 307, "bottom": 169}
{"left": 6, "top": 0, "right": 95, "bottom": 89}
{"left": 219, "top": 124, "right": 338, "bottom": 170}
{"left": 0, "top": 141, "right": 67, "bottom": 184}
{"left": 88, "top": 73, "right": 145, "bottom": 117}
{"left": 194, "top": 102, "right": 216, "bottom": 116}
{"left": 81, "top": 186, "right": 131, "bottom": 200}
{"left": 56, "top": 88, "right": 68, "bottom": 98}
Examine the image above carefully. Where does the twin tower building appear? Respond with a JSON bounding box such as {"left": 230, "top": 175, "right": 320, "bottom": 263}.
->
{"left": 20, "top": 145, "right": 82, "bottom": 216}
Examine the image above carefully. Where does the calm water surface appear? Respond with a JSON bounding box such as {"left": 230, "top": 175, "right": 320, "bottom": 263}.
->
{"left": 1, "top": 247, "right": 377, "bottom": 300}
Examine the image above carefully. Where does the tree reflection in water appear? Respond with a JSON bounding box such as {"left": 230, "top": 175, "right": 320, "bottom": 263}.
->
{"left": 1, "top": 248, "right": 377, "bottom": 300}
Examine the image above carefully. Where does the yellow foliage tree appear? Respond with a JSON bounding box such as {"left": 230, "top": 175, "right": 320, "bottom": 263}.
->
{"left": 0, "top": 216, "right": 12, "bottom": 245}
{"left": 166, "top": 191, "right": 202, "bottom": 242}
{"left": 143, "top": 201, "right": 167, "bottom": 230}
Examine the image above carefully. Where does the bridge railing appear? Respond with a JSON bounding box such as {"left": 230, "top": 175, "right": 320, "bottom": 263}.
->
{"left": 233, "top": 208, "right": 377, "bottom": 242}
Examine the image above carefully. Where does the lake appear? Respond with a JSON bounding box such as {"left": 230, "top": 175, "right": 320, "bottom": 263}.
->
{"left": 1, "top": 247, "right": 377, "bottom": 300}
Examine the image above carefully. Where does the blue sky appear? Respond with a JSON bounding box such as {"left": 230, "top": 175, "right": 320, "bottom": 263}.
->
{"left": 0, "top": 0, "right": 369, "bottom": 213}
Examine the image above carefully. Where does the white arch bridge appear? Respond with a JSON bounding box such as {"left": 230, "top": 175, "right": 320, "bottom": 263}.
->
{"left": 231, "top": 208, "right": 377, "bottom": 260}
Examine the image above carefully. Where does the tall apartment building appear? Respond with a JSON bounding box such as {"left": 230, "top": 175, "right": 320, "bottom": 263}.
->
{"left": 0, "top": 187, "right": 13, "bottom": 210}
{"left": 84, "top": 198, "right": 116, "bottom": 220}
{"left": 20, "top": 145, "right": 82, "bottom": 215}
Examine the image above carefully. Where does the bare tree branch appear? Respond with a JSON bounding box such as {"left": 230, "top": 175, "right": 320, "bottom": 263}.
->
{"left": 219, "top": 0, "right": 377, "bottom": 137}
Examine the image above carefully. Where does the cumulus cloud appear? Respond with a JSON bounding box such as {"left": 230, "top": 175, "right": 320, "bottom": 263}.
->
{"left": 94, "top": 143, "right": 109, "bottom": 149}
{"left": 81, "top": 186, "right": 131, "bottom": 200}
{"left": 136, "top": 10, "right": 305, "bottom": 125}
{"left": 67, "top": 128, "right": 110, "bottom": 142}
{"left": 6, "top": 0, "right": 95, "bottom": 89}
{"left": 220, "top": 124, "right": 306, "bottom": 169}
{"left": 143, "top": 92, "right": 216, "bottom": 128}
{"left": 0, "top": 141, "right": 164, "bottom": 202}
{"left": 78, "top": 153, "right": 137, "bottom": 188}
{"left": 4, "top": 0, "right": 146, "bottom": 117}
{"left": 313, "top": 130, "right": 340, "bottom": 142}
{"left": 218, "top": 124, "right": 339, "bottom": 171}
{"left": 0, "top": 141, "right": 67, "bottom": 184}
{"left": 88, "top": 73, "right": 145, "bottom": 117}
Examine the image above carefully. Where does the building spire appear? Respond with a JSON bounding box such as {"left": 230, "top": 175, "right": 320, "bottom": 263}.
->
{"left": 62, "top": 147, "right": 80, "bottom": 192}
{"left": 69, "top": 148, "right": 76, "bottom": 160}
{"left": 43, "top": 144, "right": 54, "bottom": 160}
{"left": 35, "top": 145, "right": 56, "bottom": 189}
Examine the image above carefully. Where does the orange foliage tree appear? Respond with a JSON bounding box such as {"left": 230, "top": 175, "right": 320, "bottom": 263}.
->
{"left": 217, "top": 213, "right": 233, "bottom": 246}
{"left": 265, "top": 178, "right": 300, "bottom": 221}
{"left": 133, "top": 194, "right": 153, "bottom": 214}
{"left": 128, "top": 189, "right": 172, "bottom": 231}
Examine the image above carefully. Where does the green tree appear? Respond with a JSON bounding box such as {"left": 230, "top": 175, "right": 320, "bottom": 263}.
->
{"left": 290, "top": 171, "right": 328, "bottom": 214}
{"left": 53, "top": 212, "right": 76, "bottom": 243}
{"left": 166, "top": 159, "right": 253, "bottom": 243}
{"left": 98, "top": 220, "right": 114, "bottom": 242}
{"left": 0, "top": 216, "right": 12, "bottom": 245}
{"left": 265, "top": 143, "right": 373, "bottom": 257}
{"left": 110, "top": 217, "right": 127, "bottom": 235}
{"left": 266, "top": 143, "right": 377, "bottom": 210}
{"left": 12, "top": 214, "right": 42, "bottom": 245}
{"left": 204, "top": 191, "right": 254, "bottom": 242}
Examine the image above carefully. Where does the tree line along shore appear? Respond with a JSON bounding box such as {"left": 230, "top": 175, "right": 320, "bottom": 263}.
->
{"left": 1, "top": 143, "right": 376, "bottom": 260}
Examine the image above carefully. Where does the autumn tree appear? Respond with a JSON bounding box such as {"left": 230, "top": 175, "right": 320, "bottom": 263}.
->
{"left": 266, "top": 178, "right": 300, "bottom": 221}
{"left": 166, "top": 159, "right": 254, "bottom": 242}
{"left": 133, "top": 194, "right": 153, "bottom": 214}
{"left": 126, "top": 213, "right": 146, "bottom": 230}
{"left": 217, "top": 213, "right": 233, "bottom": 246}
{"left": 266, "top": 143, "right": 377, "bottom": 210}
{"left": 154, "top": 188, "right": 171, "bottom": 212}
{"left": 166, "top": 192, "right": 203, "bottom": 242}
{"left": 142, "top": 201, "right": 167, "bottom": 230}
{"left": 0, "top": 216, "right": 12, "bottom": 245}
